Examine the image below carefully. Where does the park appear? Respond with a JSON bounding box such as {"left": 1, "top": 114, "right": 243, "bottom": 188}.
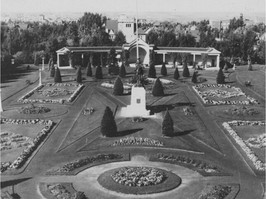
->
{"left": 1, "top": 55, "right": 265, "bottom": 198}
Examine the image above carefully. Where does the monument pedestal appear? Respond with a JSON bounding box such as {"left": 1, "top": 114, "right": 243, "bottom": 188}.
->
{"left": 118, "top": 85, "right": 150, "bottom": 118}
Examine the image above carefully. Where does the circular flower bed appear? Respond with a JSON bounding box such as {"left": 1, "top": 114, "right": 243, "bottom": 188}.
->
{"left": 111, "top": 167, "right": 165, "bottom": 187}
{"left": 98, "top": 167, "right": 181, "bottom": 194}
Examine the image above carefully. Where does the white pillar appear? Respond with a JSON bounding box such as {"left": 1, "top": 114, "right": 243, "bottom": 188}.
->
{"left": 42, "top": 57, "right": 45, "bottom": 70}
{"left": 57, "top": 53, "right": 60, "bottom": 68}
{"left": 0, "top": 89, "right": 3, "bottom": 112}
{"left": 193, "top": 54, "right": 196, "bottom": 62}
{"left": 39, "top": 68, "right": 42, "bottom": 86}
{"left": 216, "top": 54, "right": 220, "bottom": 69}
{"left": 163, "top": 53, "right": 166, "bottom": 63}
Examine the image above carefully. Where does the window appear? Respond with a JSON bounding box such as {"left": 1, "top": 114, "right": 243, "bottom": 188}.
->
{"left": 136, "top": 99, "right": 141, "bottom": 104}
{"left": 126, "top": 24, "right": 131, "bottom": 27}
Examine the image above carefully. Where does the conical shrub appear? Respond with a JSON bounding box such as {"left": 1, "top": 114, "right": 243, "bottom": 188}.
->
{"left": 86, "top": 62, "right": 92, "bottom": 76}
{"left": 191, "top": 71, "right": 197, "bottom": 83}
{"left": 101, "top": 106, "right": 117, "bottom": 137}
{"left": 95, "top": 66, "right": 103, "bottom": 79}
{"left": 161, "top": 63, "right": 167, "bottom": 76}
{"left": 148, "top": 63, "right": 156, "bottom": 78}
{"left": 54, "top": 67, "right": 62, "bottom": 83}
{"left": 182, "top": 62, "right": 190, "bottom": 77}
{"left": 113, "top": 77, "right": 124, "bottom": 95}
{"left": 162, "top": 110, "right": 174, "bottom": 136}
{"left": 50, "top": 66, "right": 55, "bottom": 77}
{"left": 216, "top": 68, "right": 225, "bottom": 84}
{"left": 152, "top": 78, "right": 164, "bottom": 96}
{"left": 119, "top": 63, "right": 126, "bottom": 78}
{"left": 76, "top": 67, "right": 82, "bottom": 83}
{"left": 174, "top": 67, "right": 180, "bottom": 80}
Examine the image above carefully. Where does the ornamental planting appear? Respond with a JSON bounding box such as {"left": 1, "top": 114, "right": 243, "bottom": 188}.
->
{"left": 193, "top": 84, "right": 258, "bottom": 105}
{"left": 222, "top": 120, "right": 265, "bottom": 171}
{"left": 18, "top": 83, "right": 84, "bottom": 104}
{"left": 112, "top": 137, "right": 163, "bottom": 147}
{"left": 111, "top": 167, "right": 165, "bottom": 187}
{"left": 0, "top": 119, "right": 55, "bottom": 173}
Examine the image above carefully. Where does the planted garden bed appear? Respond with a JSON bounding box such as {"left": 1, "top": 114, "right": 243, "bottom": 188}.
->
{"left": 98, "top": 166, "right": 181, "bottom": 194}
{"left": 46, "top": 153, "right": 129, "bottom": 175}
{"left": 150, "top": 153, "right": 229, "bottom": 176}
{"left": 39, "top": 182, "right": 86, "bottom": 199}
{"left": 18, "top": 83, "right": 84, "bottom": 104}
{"left": 222, "top": 120, "right": 265, "bottom": 171}
{"left": 199, "top": 184, "right": 240, "bottom": 199}
{"left": 0, "top": 118, "right": 55, "bottom": 173}
{"left": 193, "top": 84, "right": 258, "bottom": 105}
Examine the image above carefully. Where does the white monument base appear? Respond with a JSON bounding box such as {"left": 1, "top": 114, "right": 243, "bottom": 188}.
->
{"left": 116, "top": 85, "right": 150, "bottom": 118}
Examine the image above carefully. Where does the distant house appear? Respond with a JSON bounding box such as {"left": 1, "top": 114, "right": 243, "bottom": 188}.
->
{"left": 209, "top": 20, "right": 230, "bottom": 30}
{"left": 105, "top": 19, "right": 118, "bottom": 40}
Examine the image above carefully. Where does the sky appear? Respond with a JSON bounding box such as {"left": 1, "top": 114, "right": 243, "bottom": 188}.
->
{"left": 1, "top": 0, "right": 265, "bottom": 13}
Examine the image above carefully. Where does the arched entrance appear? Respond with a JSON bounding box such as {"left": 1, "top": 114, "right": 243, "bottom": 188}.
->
{"left": 128, "top": 46, "right": 148, "bottom": 65}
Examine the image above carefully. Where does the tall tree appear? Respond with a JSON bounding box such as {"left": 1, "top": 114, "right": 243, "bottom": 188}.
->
{"left": 174, "top": 67, "right": 180, "bottom": 80}
{"left": 76, "top": 67, "right": 82, "bottom": 83}
{"left": 95, "top": 65, "right": 103, "bottom": 79}
{"left": 54, "top": 67, "right": 62, "bottom": 83}
{"left": 162, "top": 110, "right": 174, "bottom": 136}
{"left": 148, "top": 62, "right": 156, "bottom": 78}
{"left": 101, "top": 106, "right": 117, "bottom": 137}
{"left": 161, "top": 63, "right": 167, "bottom": 76}
{"left": 86, "top": 62, "right": 92, "bottom": 76}
{"left": 216, "top": 68, "right": 225, "bottom": 84}
{"left": 119, "top": 63, "right": 126, "bottom": 78}
{"left": 113, "top": 77, "right": 124, "bottom": 95}
{"left": 152, "top": 78, "right": 164, "bottom": 96}
{"left": 182, "top": 61, "right": 190, "bottom": 77}
{"left": 113, "top": 31, "right": 126, "bottom": 46}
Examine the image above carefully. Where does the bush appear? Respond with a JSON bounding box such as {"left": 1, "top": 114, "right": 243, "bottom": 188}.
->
{"left": 54, "top": 67, "right": 62, "bottom": 83}
{"left": 101, "top": 106, "right": 117, "bottom": 137}
{"left": 191, "top": 71, "right": 197, "bottom": 83}
{"left": 113, "top": 77, "right": 124, "bottom": 95}
{"left": 161, "top": 63, "right": 167, "bottom": 76}
{"left": 174, "top": 67, "right": 180, "bottom": 80}
{"left": 86, "top": 62, "right": 92, "bottom": 76}
{"left": 50, "top": 66, "right": 55, "bottom": 77}
{"left": 76, "top": 67, "right": 82, "bottom": 83}
{"left": 248, "top": 61, "right": 252, "bottom": 71}
{"left": 119, "top": 63, "right": 126, "bottom": 78}
{"left": 152, "top": 78, "right": 164, "bottom": 96}
{"left": 216, "top": 68, "right": 225, "bottom": 84}
{"left": 182, "top": 62, "right": 190, "bottom": 77}
{"left": 162, "top": 110, "right": 174, "bottom": 136}
{"left": 148, "top": 63, "right": 156, "bottom": 78}
{"left": 95, "top": 66, "right": 103, "bottom": 79}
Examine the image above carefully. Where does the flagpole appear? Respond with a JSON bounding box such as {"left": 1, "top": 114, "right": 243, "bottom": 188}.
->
{"left": 136, "top": 0, "right": 139, "bottom": 62}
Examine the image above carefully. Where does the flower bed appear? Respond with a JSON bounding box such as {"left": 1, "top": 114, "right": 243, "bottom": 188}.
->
{"left": 1, "top": 132, "right": 32, "bottom": 151}
{"left": 18, "top": 83, "right": 84, "bottom": 104}
{"left": 199, "top": 185, "right": 233, "bottom": 199}
{"left": 222, "top": 121, "right": 265, "bottom": 171}
{"left": 0, "top": 118, "right": 55, "bottom": 173}
{"left": 111, "top": 167, "right": 165, "bottom": 187}
{"left": 39, "top": 183, "right": 86, "bottom": 199}
{"left": 193, "top": 84, "right": 258, "bottom": 105}
{"left": 46, "top": 153, "right": 127, "bottom": 175}
{"left": 19, "top": 104, "right": 51, "bottom": 114}
{"left": 111, "top": 137, "right": 163, "bottom": 147}
{"left": 147, "top": 78, "right": 173, "bottom": 85}
{"left": 151, "top": 153, "right": 225, "bottom": 176}
{"left": 98, "top": 167, "right": 181, "bottom": 194}
{"left": 101, "top": 82, "right": 131, "bottom": 90}
{"left": 223, "top": 106, "right": 259, "bottom": 116}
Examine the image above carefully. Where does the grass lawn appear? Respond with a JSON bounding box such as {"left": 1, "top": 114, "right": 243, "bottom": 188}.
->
{"left": 1, "top": 123, "right": 46, "bottom": 163}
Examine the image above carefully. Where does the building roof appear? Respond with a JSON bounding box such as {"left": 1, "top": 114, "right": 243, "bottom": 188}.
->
{"left": 154, "top": 47, "right": 221, "bottom": 54}
{"left": 56, "top": 46, "right": 122, "bottom": 54}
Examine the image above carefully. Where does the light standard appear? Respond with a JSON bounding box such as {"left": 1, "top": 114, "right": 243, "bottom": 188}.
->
{"left": 42, "top": 56, "right": 45, "bottom": 71}
{"left": 39, "top": 65, "right": 42, "bottom": 86}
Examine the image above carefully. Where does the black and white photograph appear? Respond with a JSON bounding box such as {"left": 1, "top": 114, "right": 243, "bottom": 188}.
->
{"left": 1, "top": 0, "right": 265, "bottom": 198}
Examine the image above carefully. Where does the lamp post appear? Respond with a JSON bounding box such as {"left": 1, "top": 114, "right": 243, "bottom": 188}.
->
{"left": 0, "top": 89, "right": 3, "bottom": 112}
{"left": 39, "top": 66, "right": 42, "bottom": 86}
{"left": 11, "top": 58, "right": 15, "bottom": 65}
{"left": 42, "top": 56, "right": 45, "bottom": 71}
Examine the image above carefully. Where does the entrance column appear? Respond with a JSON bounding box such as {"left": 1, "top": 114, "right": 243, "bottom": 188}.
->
{"left": 193, "top": 54, "right": 196, "bottom": 62}
{"left": 57, "top": 53, "right": 60, "bottom": 68}
{"left": 163, "top": 53, "right": 166, "bottom": 63}
{"left": 216, "top": 54, "right": 220, "bottom": 69}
